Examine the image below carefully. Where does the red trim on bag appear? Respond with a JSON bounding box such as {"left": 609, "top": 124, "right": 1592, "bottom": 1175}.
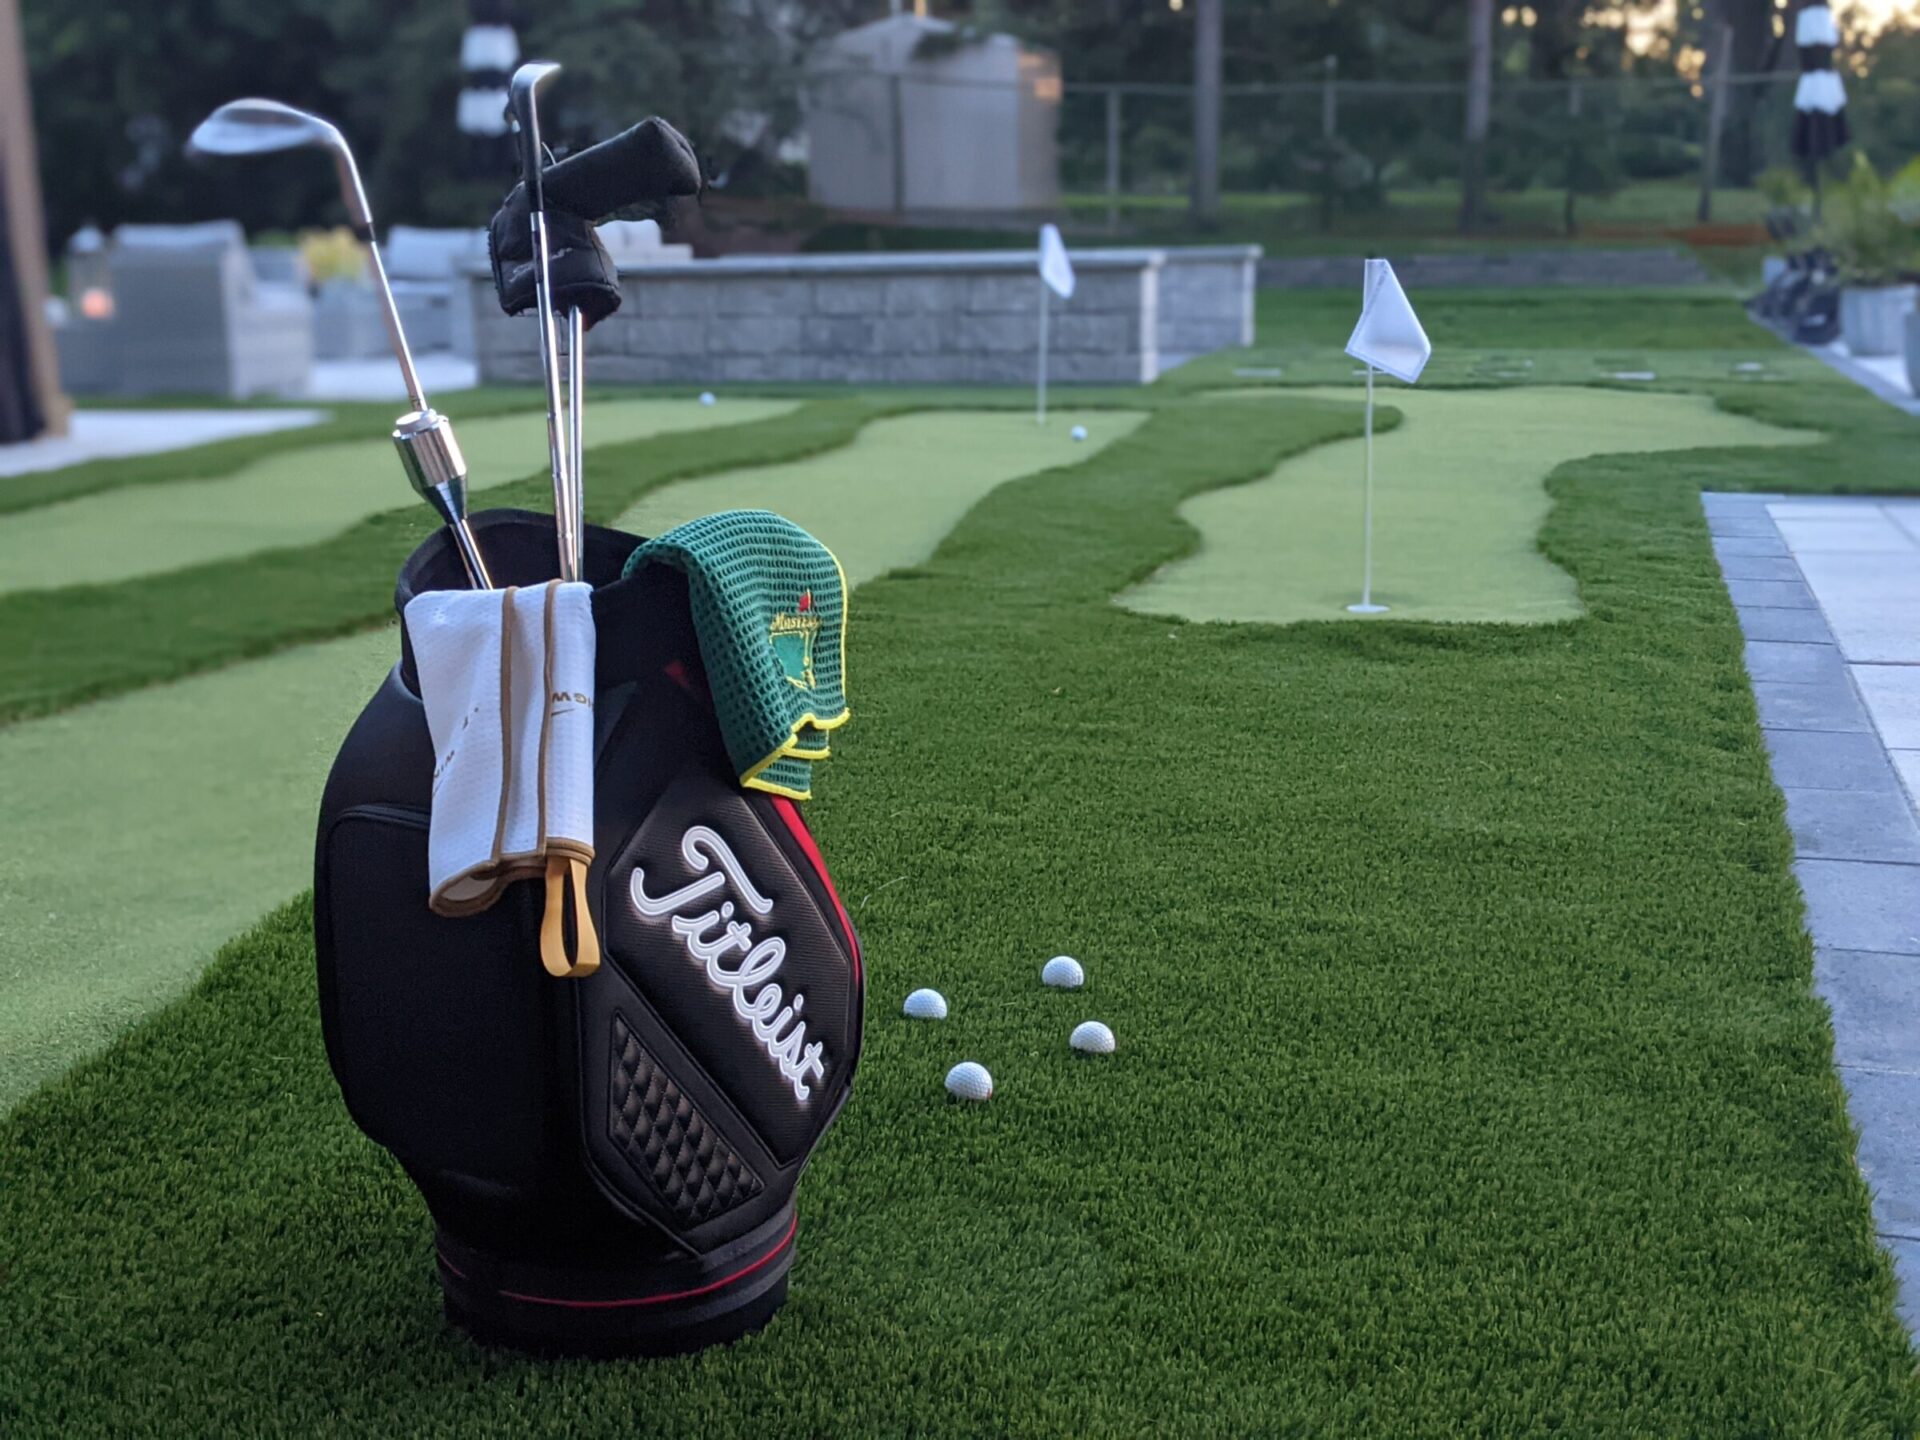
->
{"left": 769, "top": 795, "right": 861, "bottom": 978}
{"left": 438, "top": 1215, "right": 797, "bottom": 1311}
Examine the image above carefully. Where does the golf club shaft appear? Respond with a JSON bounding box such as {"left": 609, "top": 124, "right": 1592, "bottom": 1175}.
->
{"left": 529, "top": 209, "right": 579, "bottom": 582}
{"left": 363, "top": 239, "right": 428, "bottom": 416}
{"left": 567, "top": 307, "right": 584, "bottom": 570}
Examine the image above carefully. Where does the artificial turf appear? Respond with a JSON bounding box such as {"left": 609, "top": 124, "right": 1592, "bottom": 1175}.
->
{"left": 617, "top": 408, "right": 1145, "bottom": 585}
{"left": 0, "top": 399, "right": 799, "bottom": 595}
{"left": 0, "top": 409, "right": 1140, "bottom": 1109}
{"left": 3, "top": 340, "right": 1919, "bottom": 1432}
{"left": 1123, "top": 385, "right": 1812, "bottom": 626}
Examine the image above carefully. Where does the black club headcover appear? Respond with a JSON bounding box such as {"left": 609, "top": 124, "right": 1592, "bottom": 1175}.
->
{"left": 313, "top": 511, "right": 863, "bottom": 1357}
{"left": 488, "top": 116, "right": 703, "bottom": 331}
{"left": 488, "top": 207, "right": 622, "bottom": 328}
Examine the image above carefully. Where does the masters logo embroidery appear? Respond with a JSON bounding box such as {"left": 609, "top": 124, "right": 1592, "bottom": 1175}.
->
{"left": 768, "top": 589, "right": 821, "bottom": 691}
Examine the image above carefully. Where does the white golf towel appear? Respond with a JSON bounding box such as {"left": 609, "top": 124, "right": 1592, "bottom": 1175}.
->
{"left": 404, "top": 580, "right": 600, "bottom": 977}
{"left": 1345, "top": 258, "right": 1432, "bottom": 385}
{"left": 1039, "top": 223, "right": 1075, "bottom": 299}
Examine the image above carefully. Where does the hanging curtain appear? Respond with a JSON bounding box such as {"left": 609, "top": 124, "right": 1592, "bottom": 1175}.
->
{"left": 0, "top": 178, "right": 47, "bottom": 445}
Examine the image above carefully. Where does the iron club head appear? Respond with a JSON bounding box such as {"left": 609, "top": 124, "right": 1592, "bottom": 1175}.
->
{"left": 508, "top": 63, "right": 562, "bottom": 206}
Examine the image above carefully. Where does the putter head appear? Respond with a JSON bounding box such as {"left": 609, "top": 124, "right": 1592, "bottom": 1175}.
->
{"left": 188, "top": 98, "right": 373, "bottom": 236}
{"left": 508, "top": 62, "right": 562, "bottom": 207}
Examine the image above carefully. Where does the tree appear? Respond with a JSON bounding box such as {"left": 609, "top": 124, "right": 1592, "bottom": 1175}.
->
{"left": 1190, "top": 0, "right": 1221, "bottom": 224}
{"left": 1460, "top": 0, "right": 1493, "bottom": 231}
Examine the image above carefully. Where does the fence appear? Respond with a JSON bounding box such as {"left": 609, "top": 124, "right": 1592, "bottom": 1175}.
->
{"left": 1060, "top": 71, "right": 1914, "bottom": 219}
{"left": 798, "top": 63, "right": 1917, "bottom": 222}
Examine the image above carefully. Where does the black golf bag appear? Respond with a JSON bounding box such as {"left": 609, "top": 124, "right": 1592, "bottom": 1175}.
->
{"left": 314, "top": 510, "right": 864, "bottom": 1356}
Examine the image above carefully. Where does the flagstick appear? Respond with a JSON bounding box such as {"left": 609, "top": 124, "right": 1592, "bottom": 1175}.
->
{"left": 1036, "top": 278, "right": 1049, "bottom": 425}
{"left": 1346, "top": 364, "right": 1389, "bottom": 615}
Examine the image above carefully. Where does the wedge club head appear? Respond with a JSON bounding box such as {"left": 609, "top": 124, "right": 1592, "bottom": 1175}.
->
{"left": 188, "top": 100, "right": 373, "bottom": 237}
{"left": 189, "top": 98, "right": 491, "bottom": 587}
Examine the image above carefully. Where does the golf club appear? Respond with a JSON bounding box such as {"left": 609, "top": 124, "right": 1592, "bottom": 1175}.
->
{"left": 506, "top": 62, "right": 582, "bottom": 584}
{"left": 188, "top": 99, "right": 493, "bottom": 589}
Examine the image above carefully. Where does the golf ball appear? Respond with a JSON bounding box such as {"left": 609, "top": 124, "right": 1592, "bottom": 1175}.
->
{"left": 945, "top": 1061, "right": 993, "bottom": 1101}
{"left": 1041, "top": 955, "right": 1085, "bottom": 989}
{"left": 1070, "top": 424, "right": 1088, "bottom": 442}
{"left": 1070, "top": 1020, "right": 1116, "bottom": 1055}
{"left": 699, "top": 391, "right": 717, "bottom": 406}
{"left": 903, "top": 987, "right": 948, "bottom": 1020}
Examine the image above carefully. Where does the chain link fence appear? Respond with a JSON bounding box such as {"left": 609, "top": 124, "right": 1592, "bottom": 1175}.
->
{"left": 1060, "top": 71, "right": 1913, "bottom": 223}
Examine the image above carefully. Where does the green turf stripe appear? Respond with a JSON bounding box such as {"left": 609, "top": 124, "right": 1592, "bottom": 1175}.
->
{"left": 0, "top": 388, "right": 551, "bottom": 515}
{"left": 0, "top": 400, "right": 799, "bottom": 596}
{"left": 1122, "top": 386, "right": 1814, "bottom": 626}
{"left": 0, "top": 407, "right": 1152, "bottom": 1112}
{"left": 0, "top": 396, "right": 882, "bottom": 727}
{"left": 616, "top": 409, "right": 1147, "bottom": 587}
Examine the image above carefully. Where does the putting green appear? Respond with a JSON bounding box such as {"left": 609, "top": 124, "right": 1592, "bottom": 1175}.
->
{"left": 616, "top": 409, "right": 1146, "bottom": 586}
{"left": 0, "top": 407, "right": 1137, "bottom": 1113}
{"left": 0, "top": 399, "right": 797, "bottom": 596}
{"left": 0, "top": 627, "right": 394, "bottom": 1111}
{"left": 1121, "top": 386, "right": 1813, "bottom": 625}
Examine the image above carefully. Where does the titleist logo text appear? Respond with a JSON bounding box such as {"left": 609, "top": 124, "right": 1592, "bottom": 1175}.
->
{"left": 630, "top": 825, "right": 827, "bottom": 1102}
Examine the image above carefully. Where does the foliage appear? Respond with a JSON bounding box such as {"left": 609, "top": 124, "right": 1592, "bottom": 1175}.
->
{"left": 20, "top": 0, "right": 873, "bottom": 247}
{"left": 297, "top": 227, "right": 369, "bottom": 287}
{"left": 1817, "top": 153, "right": 1920, "bottom": 287}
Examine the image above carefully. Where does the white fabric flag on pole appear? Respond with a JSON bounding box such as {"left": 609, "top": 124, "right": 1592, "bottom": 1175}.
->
{"left": 1036, "top": 224, "right": 1074, "bottom": 424}
{"left": 1341, "top": 259, "right": 1430, "bottom": 615}
{"left": 1039, "top": 223, "right": 1075, "bottom": 299}
{"left": 1344, "top": 258, "right": 1430, "bottom": 384}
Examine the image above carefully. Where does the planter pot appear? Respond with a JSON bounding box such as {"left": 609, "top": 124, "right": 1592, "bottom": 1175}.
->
{"left": 1905, "top": 310, "right": 1920, "bottom": 397}
{"left": 1840, "top": 284, "right": 1918, "bottom": 358}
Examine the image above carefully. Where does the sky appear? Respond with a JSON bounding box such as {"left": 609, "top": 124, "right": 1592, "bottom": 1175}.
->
{"left": 1618, "top": 0, "right": 1918, "bottom": 51}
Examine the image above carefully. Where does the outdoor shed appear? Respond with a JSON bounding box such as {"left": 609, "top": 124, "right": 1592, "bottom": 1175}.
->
{"left": 804, "top": 14, "right": 1060, "bottom": 214}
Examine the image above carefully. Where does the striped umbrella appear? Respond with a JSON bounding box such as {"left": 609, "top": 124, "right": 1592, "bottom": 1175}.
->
{"left": 1792, "top": 3, "right": 1849, "bottom": 183}
{"left": 457, "top": 0, "right": 519, "bottom": 176}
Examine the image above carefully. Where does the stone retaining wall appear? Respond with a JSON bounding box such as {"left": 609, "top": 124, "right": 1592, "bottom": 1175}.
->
{"left": 1258, "top": 247, "right": 1709, "bottom": 290}
{"left": 471, "top": 245, "right": 1259, "bottom": 387}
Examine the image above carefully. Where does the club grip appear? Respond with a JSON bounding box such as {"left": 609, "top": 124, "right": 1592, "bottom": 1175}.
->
{"left": 544, "top": 117, "right": 702, "bottom": 221}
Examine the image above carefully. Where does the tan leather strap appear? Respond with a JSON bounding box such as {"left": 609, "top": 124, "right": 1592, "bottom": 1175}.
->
{"left": 540, "top": 854, "right": 601, "bottom": 979}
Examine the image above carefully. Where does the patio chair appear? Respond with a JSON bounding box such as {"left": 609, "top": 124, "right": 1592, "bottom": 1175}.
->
{"left": 106, "top": 222, "right": 312, "bottom": 398}
{"left": 384, "top": 226, "right": 487, "bottom": 358}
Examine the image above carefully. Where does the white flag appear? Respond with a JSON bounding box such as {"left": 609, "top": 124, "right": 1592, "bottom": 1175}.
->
{"left": 1345, "top": 258, "right": 1431, "bottom": 385}
{"left": 1038, "top": 223, "right": 1075, "bottom": 300}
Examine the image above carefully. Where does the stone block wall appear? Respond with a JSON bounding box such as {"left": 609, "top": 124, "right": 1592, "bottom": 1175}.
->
{"left": 471, "top": 245, "right": 1260, "bottom": 387}
{"left": 1157, "top": 247, "right": 1258, "bottom": 366}
{"left": 1258, "top": 247, "right": 1709, "bottom": 290}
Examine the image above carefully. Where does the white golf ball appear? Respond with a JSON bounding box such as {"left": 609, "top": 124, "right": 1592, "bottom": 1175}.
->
{"left": 699, "top": 391, "right": 717, "bottom": 406}
{"left": 1070, "top": 424, "right": 1088, "bottom": 442}
{"left": 1070, "top": 1020, "right": 1116, "bottom": 1055}
{"left": 903, "top": 987, "right": 948, "bottom": 1020}
{"left": 945, "top": 1061, "right": 993, "bottom": 1101}
{"left": 1041, "top": 955, "right": 1084, "bottom": 989}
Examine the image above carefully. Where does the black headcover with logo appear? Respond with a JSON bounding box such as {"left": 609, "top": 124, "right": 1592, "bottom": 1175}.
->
{"left": 313, "top": 510, "right": 863, "bottom": 1357}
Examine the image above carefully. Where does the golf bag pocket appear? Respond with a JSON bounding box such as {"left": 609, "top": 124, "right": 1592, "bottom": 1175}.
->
{"left": 577, "top": 771, "right": 862, "bottom": 1243}
{"left": 318, "top": 799, "right": 562, "bottom": 1188}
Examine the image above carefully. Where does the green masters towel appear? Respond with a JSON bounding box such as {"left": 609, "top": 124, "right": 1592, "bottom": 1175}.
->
{"left": 623, "top": 510, "right": 849, "bottom": 801}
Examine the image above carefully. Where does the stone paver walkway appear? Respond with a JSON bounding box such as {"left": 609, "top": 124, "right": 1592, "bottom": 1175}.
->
{"left": 1708, "top": 490, "right": 1920, "bottom": 1338}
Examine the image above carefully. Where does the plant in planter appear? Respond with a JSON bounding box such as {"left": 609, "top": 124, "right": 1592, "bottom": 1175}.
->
{"left": 1819, "top": 155, "right": 1920, "bottom": 358}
